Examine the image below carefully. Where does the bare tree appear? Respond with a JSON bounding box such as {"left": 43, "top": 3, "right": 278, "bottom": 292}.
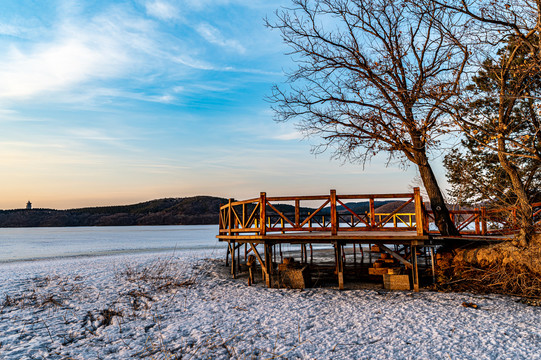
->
{"left": 267, "top": 0, "right": 468, "bottom": 236}
{"left": 433, "top": 0, "right": 541, "bottom": 245}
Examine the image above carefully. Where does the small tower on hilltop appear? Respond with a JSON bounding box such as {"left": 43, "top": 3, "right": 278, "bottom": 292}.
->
{"left": 26, "top": 201, "right": 32, "bottom": 210}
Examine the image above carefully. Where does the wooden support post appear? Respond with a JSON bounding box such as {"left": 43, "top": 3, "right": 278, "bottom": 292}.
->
{"left": 230, "top": 241, "right": 236, "bottom": 278}
{"left": 430, "top": 247, "right": 436, "bottom": 284}
{"left": 412, "top": 245, "right": 419, "bottom": 292}
{"left": 330, "top": 189, "right": 337, "bottom": 235}
{"left": 310, "top": 244, "right": 313, "bottom": 264}
{"left": 279, "top": 243, "right": 283, "bottom": 263}
{"left": 237, "top": 242, "right": 240, "bottom": 273}
{"left": 353, "top": 243, "right": 357, "bottom": 266}
{"left": 260, "top": 192, "right": 266, "bottom": 236}
{"left": 225, "top": 242, "right": 230, "bottom": 267}
{"left": 249, "top": 243, "right": 267, "bottom": 280}
{"left": 335, "top": 242, "right": 344, "bottom": 290}
{"left": 264, "top": 243, "right": 272, "bottom": 288}
{"left": 414, "top": 188, "right": 424, "bottom": 236}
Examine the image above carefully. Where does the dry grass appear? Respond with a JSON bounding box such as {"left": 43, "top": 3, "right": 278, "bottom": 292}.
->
{"left": 436, "top": 238, "right": 541, "bottom": 300}
{"left": 1, "top": 257, "right": 312, "bottom": 359}
{"left": 120, "top": 258, "right": 195, "bottom": 292}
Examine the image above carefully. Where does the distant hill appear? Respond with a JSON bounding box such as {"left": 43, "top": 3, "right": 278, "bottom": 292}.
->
{"left": 0, "top": 196, "right": 228, "bottom": 227}
{"left": 337, "top": 200, "right": 395, "bottom": 214}
{"left": 374, "top": 201, "right": 417, "bottom": 214}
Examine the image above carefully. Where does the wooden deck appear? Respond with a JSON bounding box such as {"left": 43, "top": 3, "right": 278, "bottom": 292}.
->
{"left": 217, "top": 189, "right": 540, "bottom": 291}
{"left": 218, "top": 230, "right": 431, "bottom": 244}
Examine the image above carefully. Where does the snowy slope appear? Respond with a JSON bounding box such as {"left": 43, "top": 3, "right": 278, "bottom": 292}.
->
{"left": 1, "top": 252, "right": 540, "bottom": 359}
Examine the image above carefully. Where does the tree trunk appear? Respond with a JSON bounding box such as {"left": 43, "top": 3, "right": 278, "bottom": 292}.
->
{"left": 414, "top": 151, "right": 461, "bottom": 237}
{"left": 497, "top": 138, "right": 535, "bottom": 246}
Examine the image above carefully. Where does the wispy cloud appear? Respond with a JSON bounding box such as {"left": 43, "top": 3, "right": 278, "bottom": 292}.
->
{"left": 144, "top": 0, "right": 179, "bottom": 20}
{"left": 0, "top": 15, "right": 148, "bottom": 99}
{"left": 0, "top": 23, "right": 25, "bottom": 37}
{"left": 196, "top": 23, "right": 246, "bottom": 53}
{"left": 172, "top": 54, "right": 217, "bottom": 70}
{"left": 273, "top": 131, "right": 303, "bottom": 141}
{"left": 0, "top": 4, "right": 183, "bottom": 102}
{"left": 0, "top": 38, "right": 120, "bottom": 98}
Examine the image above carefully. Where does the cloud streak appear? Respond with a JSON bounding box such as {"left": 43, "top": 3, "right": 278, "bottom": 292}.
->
{"left": 144, "top": 0, "right": 179, "bottom": 20}
{"left": 0, "top": 3, "right": 182, "bottom": 102}
{"left": 196, "top": 23, "right": 246, "bottom": 53}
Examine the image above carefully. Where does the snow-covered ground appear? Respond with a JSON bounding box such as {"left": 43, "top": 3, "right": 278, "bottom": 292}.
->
{"left": 1, "top": 252, "right": 540, "bottom": 359}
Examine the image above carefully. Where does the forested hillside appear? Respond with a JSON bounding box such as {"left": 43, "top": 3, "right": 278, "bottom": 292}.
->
{"left": 0, "top": 196, "right": 228, "bottom": 227}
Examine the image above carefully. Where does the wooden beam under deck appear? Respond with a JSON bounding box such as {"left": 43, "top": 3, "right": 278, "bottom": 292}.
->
{"left": 217, "top": 231, "right": 434, "bottom": 245}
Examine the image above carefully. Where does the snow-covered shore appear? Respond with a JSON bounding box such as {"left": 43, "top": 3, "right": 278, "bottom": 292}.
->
{"left": 1, "top": 252, "right": 540, "bottom": 359}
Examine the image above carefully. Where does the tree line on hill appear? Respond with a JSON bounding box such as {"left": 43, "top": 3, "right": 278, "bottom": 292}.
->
{"left": 0, "top": 196, "right": 228, "bottom": 227}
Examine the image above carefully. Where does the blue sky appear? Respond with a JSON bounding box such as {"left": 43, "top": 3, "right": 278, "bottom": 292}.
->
{"left": 0, "top": 0, "right": 429, "bottom": 209}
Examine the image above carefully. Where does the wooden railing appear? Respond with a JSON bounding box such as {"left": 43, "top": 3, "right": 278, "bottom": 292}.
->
{"left": 219, "top": 188, "right": 426, "bottom": 236}
{"left": 426, "top": 202, "right": 541, "bottom": 235}
{"left": 219, "top": 190, "right": 541, "bottom": 237}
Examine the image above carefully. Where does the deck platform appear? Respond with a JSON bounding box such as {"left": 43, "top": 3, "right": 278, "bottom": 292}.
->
{"left": 217, "top": 189, "right": 539, "bottom": 291}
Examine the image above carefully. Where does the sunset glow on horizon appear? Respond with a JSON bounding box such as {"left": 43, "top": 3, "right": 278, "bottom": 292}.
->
{"left": 0, "top": 0, "right": 435, "bottom": 210}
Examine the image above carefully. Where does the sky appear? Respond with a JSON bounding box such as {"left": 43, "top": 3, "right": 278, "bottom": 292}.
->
{"left": 0, "top": 0, "right": 441, "bottom": 210}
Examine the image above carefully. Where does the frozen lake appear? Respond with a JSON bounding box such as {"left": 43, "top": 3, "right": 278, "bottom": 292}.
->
{"left": 0, "top": 225, "right": 224, "bottom": 262}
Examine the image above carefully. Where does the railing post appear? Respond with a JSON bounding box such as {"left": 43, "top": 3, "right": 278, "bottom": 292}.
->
{"left": 423, "top": 203, "right": 430, "bottom": 233}
{"left": 228, "top": 198, "right": 233, "bottom": 236}
{"left": 474, "top": 207, "right": 480, "bottom": 234}
{"left": 330, "top": 189, "right": 337, "bottom": 235}
{"left": 481, "top": 207, "right": 487, "bottom": 235}
{"left": 242, "top": 203, "right": 246, "bottom": 229}
{"left": 295, "top": 199, "right": 300, "bottom": 228}
{"left": 260, "top": 192, "right": 266, "bottom": 236}
{"left": 369, "top": 197, "right": 376, "bottom": 228}
{"left": 413, "top": 188, "right": 424, "bottom": 236}
{"left": 219, "top": 205, "right": 223, "bottom": 231}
